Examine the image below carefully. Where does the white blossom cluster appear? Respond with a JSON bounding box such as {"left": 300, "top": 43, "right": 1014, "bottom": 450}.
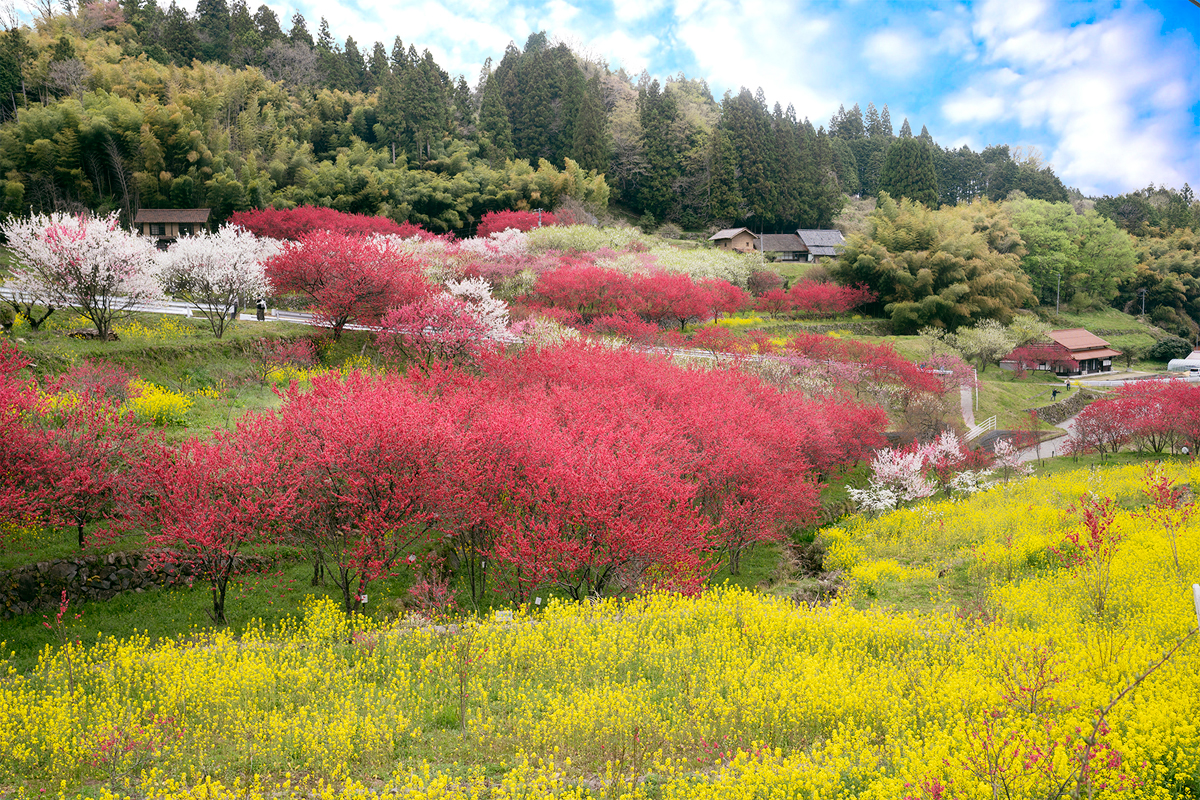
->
{"left": 2, "top": 212, "right": 162, "bottom": 337}
{"left": 444, "top": 277, "right": 510, "bottom": 340}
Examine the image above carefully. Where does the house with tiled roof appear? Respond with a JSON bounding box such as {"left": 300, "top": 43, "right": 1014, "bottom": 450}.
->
{"left": 1002, "top": 328, "right": 1122, "bottom": 376}
{"left": 756, "top": 229, "right": 846, "bottom": 262}
{"left": 133, "top": 208, "right": 211, "bottom": 246}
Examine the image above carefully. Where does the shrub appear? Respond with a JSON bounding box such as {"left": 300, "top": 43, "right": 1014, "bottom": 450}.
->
{"left": 1146, "top": 336, "right": 1193, "bottom": 361}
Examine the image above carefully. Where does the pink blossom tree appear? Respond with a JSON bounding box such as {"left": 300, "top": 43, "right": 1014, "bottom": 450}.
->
{"left": 2, "top": 213, "right": 162, "bottom": 340}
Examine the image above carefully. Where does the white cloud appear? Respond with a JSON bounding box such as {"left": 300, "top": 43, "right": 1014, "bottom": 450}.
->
{"left": 863, "top": 29, "right": 926, "bottom": 79}
{"left": 946, "top": 0, "right": 1200, "bottom": 194}
{"left": 673, "top": 0, "right": 842, "bottom": 121}
{"left": 612, "top": 0, "right": 668, "bottom": 23}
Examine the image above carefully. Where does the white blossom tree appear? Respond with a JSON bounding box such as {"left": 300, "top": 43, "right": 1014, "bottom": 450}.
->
{"left": 2, "top": 213, "right": 162, "bottom": 340}
{"left": 159, "top": 226, "right": 281, "bottom": 337}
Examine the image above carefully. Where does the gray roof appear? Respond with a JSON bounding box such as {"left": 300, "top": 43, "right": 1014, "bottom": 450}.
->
{"left": 758, "top": 233, "right": 805, "bottom": 252}
{"left": 133, "top": 208, "right": 212, "bottom": 224}
{"left": 796, "top": 229, "right": 846, "bottom": 256}
{"left": 708, "top": 227, "right": 756, "bottom": 242}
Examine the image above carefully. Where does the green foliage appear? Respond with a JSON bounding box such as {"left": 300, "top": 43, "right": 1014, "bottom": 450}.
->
{"left": 1146, "top": 335, "right": 1193, "bottom": 361}
{"left": 831, "top": 194, "right": 1035, "bottom": 332}
{"left": 877, "top": 138, "right": 938, "bottom": 208}
{"left": 1005, "top": 196, "right": 1137, "bottom": 305}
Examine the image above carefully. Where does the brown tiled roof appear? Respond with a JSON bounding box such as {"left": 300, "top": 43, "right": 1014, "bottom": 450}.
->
{"left": 758, "top": 233, "right": 805, "bottom": 252}
{"left": 796, "top": 229, "right": 845, "bottom": 256}
{"left": 708, "top": 227, "right": 756, "bottom": 242}
{"left": 1046, "top": 328, "right": 1117, "bottom": 353}
{"left": 133, "top": 208, "right": 211, "bottom": 224}
{"left": 1071, "top": 347, "right": 1123, "bottom": 360}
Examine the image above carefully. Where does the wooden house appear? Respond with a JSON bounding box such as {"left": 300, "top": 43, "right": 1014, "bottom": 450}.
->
{"left": 133, "top": 208, "right": 212, "bottom": 246}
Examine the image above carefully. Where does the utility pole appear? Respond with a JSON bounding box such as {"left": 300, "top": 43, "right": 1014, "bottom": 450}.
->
{"left": 1140, "top": 287, "right": 1147, "bottom": 316}
{"left": 1055, "top": 272, "right": 1061, "bottom": 315}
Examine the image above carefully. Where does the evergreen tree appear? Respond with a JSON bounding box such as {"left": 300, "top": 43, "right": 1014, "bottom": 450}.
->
{"left": 288, "top": 12, "right": 312, "bottom": 47}
{"left": 495, "top": 33, "right": 586, "bottom": 165}
{"left": 879, "top": 104, "right": 893, "bottom": 137}
{"left": 477, "top": 70, "right": 514, "bottom": 162}
{"left": 830, "top": 136, "right": 859, "bottom": 195}
{"left": 707, "top": 127, "right": 742, "bottom": 221}
{"left": 721, "top": 87, "right": 776, "bottom": 225}
{"left": 772, "top": 103, "right": 802, "bottom": 227}
{"left": 898, "top": 117, "right": 912, "bottom": 138}
{"left": 195, "top": 0, "right": 230, "bottom": 63}
{"left": 878, "top": 137, "right": 939, "bottom": 207}
{"left": 252, "top": 4, "right": 281, "bottom": 42}
{"left": 864, "top": 102, "right": 883, "bottom": 137}
{"left": 0, "top": 30, "right": 24, "bottom": 120}
{"left": 452, "top": 76, "right": 473, "bottom": 137}
{"left": 314, "top": 18, "right": 350, "bottom": 90}
{"left": 343, "top": 36, "right": 365, "bottom": 91}
{"left": 839, "top": 103, "right": 865, "bottom": 139}
{"left": 637, "top": 79, "right": 680, "bottom": 219}
{"left": 570, "top": 74, "right": 608, "bottom": 172}
{"left": 163, "top": 1, "right": 200, "bottom": 64}
{"left": 365, "top": 41, "right": 388, "bottom": 90}
{"left": 919, "top": 124, "right": 932, "bottom": 142}
{"left": 390, "top": 37, "right": 408, "bottom": 74}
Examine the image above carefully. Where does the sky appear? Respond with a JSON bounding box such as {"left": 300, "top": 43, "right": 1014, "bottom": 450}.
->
{"left": 178, "top": 0, "right": 1200, "bottom": 198}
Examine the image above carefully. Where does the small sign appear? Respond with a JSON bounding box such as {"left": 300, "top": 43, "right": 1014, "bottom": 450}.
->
{"left": 359, "top": 594, "right": 368, "bottom": 604}
{"left": 534, "top": 597, "right": 542, "bottom": 606}
{"left": 407, "top": 554, "right": 417, "bottom": 563}
{"left": 494, "top": 610, "right": 513, "bottom": 623}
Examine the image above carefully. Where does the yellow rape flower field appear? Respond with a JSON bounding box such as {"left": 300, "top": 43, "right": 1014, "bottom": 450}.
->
{"left": 4, "top": 463, "right": 1200, "bottom": 799}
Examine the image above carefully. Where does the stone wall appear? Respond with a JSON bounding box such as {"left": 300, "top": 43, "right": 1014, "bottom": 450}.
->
{"left": 0, "top": 551, "right": 270, "bottom": 619}
{"left": 1024, "top": 388, "right": 1099, "bottom": 426}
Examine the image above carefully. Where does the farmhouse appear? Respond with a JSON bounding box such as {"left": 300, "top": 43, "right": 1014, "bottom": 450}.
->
{"left": 709, "top": 228, "right": 847, "bottom": 262}
{"left": 133, "top": 208, "right": 212, "bottom": 246}
{"left": 1001, "top": 328, "right": 1122, "bottom": 376}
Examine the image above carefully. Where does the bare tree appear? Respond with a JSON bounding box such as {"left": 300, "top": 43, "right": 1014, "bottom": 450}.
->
{"left": 48, "top": 58, "right": 89, "bottom": 101}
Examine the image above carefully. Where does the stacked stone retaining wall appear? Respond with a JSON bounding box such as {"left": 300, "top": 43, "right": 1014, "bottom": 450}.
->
{"left": 1024, "top": 388, "right": 1099, "bottom": 426}
{"left": 0, "top": 551, "right": 271, "bottom": 619}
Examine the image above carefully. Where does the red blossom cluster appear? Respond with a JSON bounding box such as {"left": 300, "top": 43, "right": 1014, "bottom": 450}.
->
{"left": 476, "top": 209, "right": 559, "bottom": 237}
{"left": 230, "top": 206, "right": 435, "bottom": 241}
{"left": 265, "top": 231, "right": 434, "bottom": 338}
{"left": 755, "top": 280, "right": 876, "bottom": 319}
{"left": 1065, "top": 379, "right": 1200, "bottom": 456}
{"left": 520, "top": 264, "right": 748, "bottom": 329}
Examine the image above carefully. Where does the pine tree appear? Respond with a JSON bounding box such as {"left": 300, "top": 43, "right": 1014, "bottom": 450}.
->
{"left": 194, "top": 0, "right": 230, "bottom": 62}
{"left": 880, "top": 104, "right": 893, "bottom": 137}
{"left": 899, "top": 117, "right": 912, "bottom": 138}
{"left": 919, "top": 124, "right": 932, "bottom": 142}
{"left": 570, "top": 74, "right": 608, "bottom": 172}
{"left": 636, "top": 79, "right": 680, "bottom": 218}
{"left": 722, "top": 87, "right": 776, "bottom": 225}
{"left": 343, "top": 36, "right": 365, "bottom": 91}
{"left": 878, "top": 137, "right": 939, "bottom": 207}
{"left": 163, "top": 1, "right": 200, "bottom": 64}
{"left": 252, "top": 4, "right": 281, "bottom": 42}
{"left": 365, "top": 41, "right": 388, "bottom": 90}
{"left": 707, "top": 127, "right": 742, "bottom": 222}
{"left": 477, "top": 71, "right": 514, "bottom": 162}
{"left": 864, "top": 102, "right": 882, "bottom": 137}
{"left": 287, "top": 12, "right": 312, "bottom": 47}
{"left": 390, "top": 37, "right": 408, "bottom": 74}
{"left": 839, "top": 103, "right": 865, "bottom": 139}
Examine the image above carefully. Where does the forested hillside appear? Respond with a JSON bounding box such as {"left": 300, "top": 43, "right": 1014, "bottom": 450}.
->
{"left": 0, "top": 1, "right": 1075, "bottom": 234}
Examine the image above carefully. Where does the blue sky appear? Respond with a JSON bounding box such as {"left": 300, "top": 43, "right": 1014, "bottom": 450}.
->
{"left": 186, "top": 0, "right": 1200, "bottom": 197}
